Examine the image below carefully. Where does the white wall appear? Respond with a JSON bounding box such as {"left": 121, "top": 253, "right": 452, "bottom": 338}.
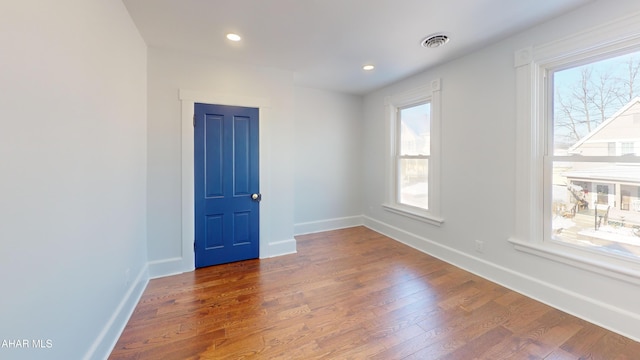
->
{"left": 147, "top": 48, "right": 297, "bottom": 276}
{"left": 362, "top": 0, "right": 640, "bottom": 341}
{"left": 293, "top": 87, "right": 364, "bottom": 234}
{"left": 3, "top": 1, "right": 637, "bottom": 358}
{"left": 0, "top": 1, "right": 148, "bottom": 359}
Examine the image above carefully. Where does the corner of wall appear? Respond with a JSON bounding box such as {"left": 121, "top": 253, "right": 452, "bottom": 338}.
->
{"left": 147, "top": 257, "right": 192, "bottom": 279}
{"left": 84, "top": 264, "right": 149, "bottom": 360}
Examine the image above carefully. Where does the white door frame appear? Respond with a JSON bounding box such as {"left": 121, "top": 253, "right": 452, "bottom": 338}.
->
{"left": 179, "top": 90, "right": 271, "bottom": 272}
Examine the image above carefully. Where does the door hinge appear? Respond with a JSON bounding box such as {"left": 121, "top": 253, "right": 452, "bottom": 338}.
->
{"left": 193, "top": 242, "right": 196, "bottom": 251}
{"left": 193, "top": 114, "right": 196, "bottom": 127}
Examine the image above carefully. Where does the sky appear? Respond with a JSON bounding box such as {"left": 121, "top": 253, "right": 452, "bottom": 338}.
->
{"left": 552, "top": 49, "right": 640, "bottom": 150}
{"left": 400, "top": 102, "right": 430, "bottom": 136}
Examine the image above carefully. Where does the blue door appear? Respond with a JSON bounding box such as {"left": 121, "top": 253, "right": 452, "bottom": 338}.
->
{"left": 194, "top": 103, "right": 260, "bottom": 268}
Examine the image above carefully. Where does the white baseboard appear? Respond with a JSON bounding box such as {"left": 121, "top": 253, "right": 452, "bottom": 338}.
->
{"left": 362, "top": 215, "right": 640, "bottom": 342}
{"left": 264, "top": 238, "right": 297, "bottom": 258}
{"left": 84, "top": 264, "right": 149, "bottom": 360}
{"left": 148, "top": 257, "right": 191, "bottom": 279}
{"left": 148, "top": 237, "right": 299, "bottom": 277}
{"left": 294, "top": 215, "right": 363, "bottom": 235}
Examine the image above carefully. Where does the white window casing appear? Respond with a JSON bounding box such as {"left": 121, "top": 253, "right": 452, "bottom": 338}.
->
{"left": 510, "top": 12, "right": 640, "bottom": 284}
{"left": 383, "top": 79, "right": 443, "bottom": 226}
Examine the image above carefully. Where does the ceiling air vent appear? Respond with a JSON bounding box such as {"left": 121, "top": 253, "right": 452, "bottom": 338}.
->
{"left": 421, "top": 34, "right": 449, "bottom": 48}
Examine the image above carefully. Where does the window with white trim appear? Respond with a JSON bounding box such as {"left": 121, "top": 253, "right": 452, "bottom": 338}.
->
{"left": 398, "top": 102, "right": 430, "bottom": 209}
{"left": 383, "top": 80, "right": 443, "bottom": 226}
{"left": 548, "top": 51, "right": 640, "bottom": 259}
{"left": 512, "top": 13, "right": 640, "bottom": 280}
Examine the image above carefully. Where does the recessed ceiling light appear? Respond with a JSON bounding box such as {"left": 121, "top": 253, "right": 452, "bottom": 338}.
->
{"left": 362, "top": 65, "right": 375, "bottom": 71}
{"left": 226, "top": 33, "right": 242, "bottom": 42}
{"left": 421, "top": 33, "right": 449, "bottom": 48}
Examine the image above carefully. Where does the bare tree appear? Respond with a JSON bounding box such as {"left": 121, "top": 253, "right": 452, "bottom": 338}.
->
{"left": 591, "top": 68, "right": 619, "bottom": 127}
{"left": 617, "top": 56, "right": 640, "bottom": 103}
{"left": 555, "top": 92, "right": 585, "bottom": 145}
{"left": 554, "top": 54, "right": 640, "bottom": 147}
{"left": 575, "top": 67, "right": 594, "bottom": 133}
{"left": 555, "top": 67, "right": 599, "bottom": 144}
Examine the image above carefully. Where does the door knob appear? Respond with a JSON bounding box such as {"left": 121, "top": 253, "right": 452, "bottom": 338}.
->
{"left": 251, "top": 193, "right": 262, "bottom": 201}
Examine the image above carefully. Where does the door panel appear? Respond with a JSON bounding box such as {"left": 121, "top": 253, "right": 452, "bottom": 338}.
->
{"left": 194, "top": 103, "right": 259, "bottom": 268}
{"left": 205, "top": 114, "right": 224, "bottom": 197}
{"left": 234, "top": 116, "right": 251, "bottom": 195}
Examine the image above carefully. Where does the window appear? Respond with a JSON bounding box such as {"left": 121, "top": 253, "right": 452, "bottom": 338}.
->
{"left": 384, "top": 80, "right": 443, "bottom": 226}
{"left": 549, "top": 52, "right": 640, "bottom": 259}
{"left": 512, "top": 13, "right": 640, "bottom": 281}
{"left": 398, "top": 103, "right": 430, "bottom": 209}
{"left": 622, "top": 142, "right": 635, "bottom": 155}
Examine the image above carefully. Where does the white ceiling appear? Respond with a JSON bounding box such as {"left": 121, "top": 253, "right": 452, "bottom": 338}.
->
{"left": 123, "top": 0, "right": 593, "bottom": 94}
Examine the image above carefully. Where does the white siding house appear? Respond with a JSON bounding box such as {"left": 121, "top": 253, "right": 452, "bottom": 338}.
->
{"left": 564, "top": 98, "right": 640, "bottom": 211}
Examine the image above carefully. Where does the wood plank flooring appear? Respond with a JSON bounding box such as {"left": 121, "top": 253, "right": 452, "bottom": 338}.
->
{"left": 109, "top": 226, "right": 640, "bottom": 359}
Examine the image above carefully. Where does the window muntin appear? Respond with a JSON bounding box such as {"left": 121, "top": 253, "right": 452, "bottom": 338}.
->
{"left": 622, "top": 142, "right": 635, "bottom": 155}
{"left": 547, "top": 50, "right": 640, "bottom": 259}
{"left": 397, "top": 103, "right": 431, "bottom": 210}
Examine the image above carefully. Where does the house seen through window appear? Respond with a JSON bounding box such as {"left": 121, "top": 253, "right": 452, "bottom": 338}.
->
{"left": 398, "top": 103, "right": 430, "bottom": 210}
{"left": 549, "top": 50, "right": 640, "bottom": 259}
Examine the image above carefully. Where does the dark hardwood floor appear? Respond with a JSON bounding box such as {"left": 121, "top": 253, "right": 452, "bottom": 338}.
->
{"left": 109, "top": 226, "right": 640, "bottom": 359}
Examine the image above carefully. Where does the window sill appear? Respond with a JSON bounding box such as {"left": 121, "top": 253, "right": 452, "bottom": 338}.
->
{"left": 508, "top": 237, "right": 640, "bottom": 286}
{"left": 382, "top": 204, "right": 444, "bottom": 227}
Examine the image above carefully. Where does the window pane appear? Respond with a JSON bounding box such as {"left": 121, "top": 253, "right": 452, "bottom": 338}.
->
{"left": 551, "top": 160, "right": 640, "bottom": 258}
{"left": 400, "top": 103, "right": 430, "bottom": 156}
{"left": 622, "top": 142, "right": 635, "bottom": 155}
{"left": 552, "top": 50, "right": 640, "bottom": 156}
{"left": 399, "top": 158, "right": 428, "bottom": 209}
